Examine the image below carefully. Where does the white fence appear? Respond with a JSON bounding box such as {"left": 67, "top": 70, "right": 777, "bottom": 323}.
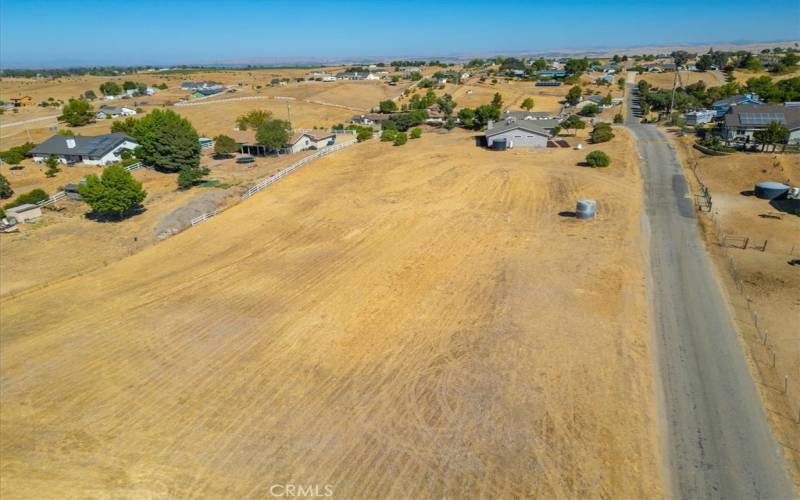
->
{"left": 124, "top": 161, "right": 144, "bottom": 172}
{"left": 190, "top": 209, "right": 219, "bottom": 226}
{"left": 36, "top": 191, "right": 66, "bottom": 207}
{"left": 241, "top": 139, "right": 357, "bottom": 200}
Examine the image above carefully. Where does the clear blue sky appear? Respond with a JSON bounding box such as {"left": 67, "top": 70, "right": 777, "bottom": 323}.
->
{"left": 1, "top": 0, "right": 799, "bottom": 67}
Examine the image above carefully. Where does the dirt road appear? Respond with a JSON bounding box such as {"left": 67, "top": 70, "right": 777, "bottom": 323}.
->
{"left": 627, "top": 83, "right": 795, "bottom": 499}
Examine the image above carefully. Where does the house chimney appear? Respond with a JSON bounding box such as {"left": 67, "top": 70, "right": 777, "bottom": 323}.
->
{"left": 66, "top": 138, "right": 76, "bottom": 149}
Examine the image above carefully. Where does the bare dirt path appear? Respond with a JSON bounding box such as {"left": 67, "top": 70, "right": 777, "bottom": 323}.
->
{"left": 626, "top": 82, "right": 795, "bottom": 499}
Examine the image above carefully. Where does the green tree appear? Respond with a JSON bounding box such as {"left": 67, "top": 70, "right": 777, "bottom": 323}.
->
{"left": 214, "top": 134, "right": 238, "bottom": 155}
{"left": 590, "top": 123, "right": 615, "bottom": 143}
{"left": 457, "top": 108, "right": 475, "bottom": 128}
{"left": 617, "top": 78, "right": 625, "bottom": 91}
{"left": 99, "top": 81, "right": 122, "bottom": 96}
{"left": 0, "top": 174, "right": 13, "bottom": 199}
{"left": 44, "top": 155, "right": 61, "bottom": 177}
{"left": 753, "top": 121, "right": 790, "bottom": 151}
{"left": 473, "top": 104, "right": 501, "bottom": 130}
{"left": 784, "top": 52, "right": 799, "bottom": 67}
{"left": 122, "top": 81, "right": 137, "bottom": 91}
{"left": 83, "top": 89, "right": 97, "bottom": 100}
{"left": 132, "top": 109, "right": 201, "bottom": 172}
{"left": 256, "top": 119, "right": 291, "bottom": 150}
{"left": 601, "top": 93, "right": 613, "bottom": 106}
{"left": 521, "top": 97, "right": 534, "bottom": 111}
{"left": 566, "top": 85, "right": 583, "bottom": 105}
{"left": 561, "top": 115, "right": 586, "bottom": 135}
{"left": 58, "top": 98, "right": 94, "bottom": 127}
{"left": 236, "top": 110, "right": 272, "bottom": 131}
{"left": 436, "top": 93, "right": 456, "bottom": 116}
{"left": 613, "top": 113, "right": 624, "bottom": 124}
{"left": 579, "top": 104, "right": 600, "bottom": 117}
{"left": 491, "top": 92, "right": 503, "bottom": 109}
{"left": 564, "top": 58, "right": 590, "bottom": 75}
{"left": 410, "top": 127, "right": 422, "bottom": 139}
{"left": 393, "top": 132, "right": 408, "bottom": 146}
{"left": 110, "top": 116, "right": 139, "bottom": 135}
{"left": 585, "top": 150, "right": 611, "bottom": 167}
{"left": 378, "top": 100, "right": 398, "bottom": 113}
{"left": 79, "top": 165, "right": 146, "bottom": 218}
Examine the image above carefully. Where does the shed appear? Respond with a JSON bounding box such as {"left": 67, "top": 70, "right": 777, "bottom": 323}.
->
{"left": 6, "top": 204, "right": 43, "bottom": 223}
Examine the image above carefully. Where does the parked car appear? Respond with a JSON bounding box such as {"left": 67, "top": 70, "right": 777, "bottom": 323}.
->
{"left": 235, "top": 156, "right": 256, "bottom": 164}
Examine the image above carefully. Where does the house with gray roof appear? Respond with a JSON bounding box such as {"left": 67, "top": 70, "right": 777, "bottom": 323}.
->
{"left": 722, "top": 104, "right": 800, "bottom": 145}
{"left": 484, "top": 113, "right": 561, "bottom": 149}
{"left": 30, "top": 133, "right": 139, "bottom": 166}
{"left": 96, "top": 105, "right": 137, "bottom": 119}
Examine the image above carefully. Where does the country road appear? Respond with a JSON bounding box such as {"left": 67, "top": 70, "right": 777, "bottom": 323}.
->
{"left": 626, "top": 81, "right": 795, "bottom": 499}
{"left": 0, "top": 114, "right": 59, "bottom": 129}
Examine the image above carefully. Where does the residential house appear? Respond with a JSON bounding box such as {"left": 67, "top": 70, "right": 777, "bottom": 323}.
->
{"left": 336, "top": 71, "right": 370, "bottom": 80}
{"left": 30, "top": 133, "right": 139, "bottom": 166}
{"left": 96, "top": 105, "right": 137, "bottom": 119}
{"left": 401, "top": 66, "right": 420, "bottom": 75}
{"left": 484, "top": 112, "right": 561, "bottom": 149}
{"left": 536, "top": 70, "right": 567, "bottom": 79}
{"left": 712, "top": 93, "right": 763, "bottom": 118}
{"left": 597, "top": 74, "right": 615, "bottom": 84}
{"left": 722, "top": 104, "right": 800, "bottom": 145}
{"left": 234, "top": 129, "right": 336, "bottom": 156}
{"left": 684, "top": 109, "right": 716, "bottom": 125}
{"left": 10, "top": 96, "right": 33, "bottom": 107}
{"left": 576, "top": 95, "right": 612, "bottom": 110}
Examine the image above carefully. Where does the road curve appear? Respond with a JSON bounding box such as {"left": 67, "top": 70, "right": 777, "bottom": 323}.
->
{"left": 626, "top": 82, "right": 794, "bottom": 499}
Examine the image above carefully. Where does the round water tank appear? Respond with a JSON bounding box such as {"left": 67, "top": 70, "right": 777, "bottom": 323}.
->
{"left": 754, "top": 181, "right": 789, "bottom": 200}
{"left": 576, "top": 199, "right": 597, "bottom": 219}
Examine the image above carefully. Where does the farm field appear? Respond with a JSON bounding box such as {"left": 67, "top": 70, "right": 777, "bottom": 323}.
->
{"left": 636, "top": 70, "right": 723, "bottom": 89}
{"left": 0, "top": 146, "right": 326, "bottom": 296}
{"left": 1, "top": 73, "right": 413, "bottom": 149}
{"left": 0, "top": 129, "right": 662, "bottom": 498}
{"left": 675, "top": 139, "right": 800, "bottom": 484}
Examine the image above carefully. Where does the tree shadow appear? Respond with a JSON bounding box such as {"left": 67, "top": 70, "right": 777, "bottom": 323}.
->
{"left": 85, "top": 205, "right": 146, "bottom": 223}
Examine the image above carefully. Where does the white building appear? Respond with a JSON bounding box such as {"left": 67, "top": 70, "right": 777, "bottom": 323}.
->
{"left": 96, "top": 105, "right": 137, "bottom": 119}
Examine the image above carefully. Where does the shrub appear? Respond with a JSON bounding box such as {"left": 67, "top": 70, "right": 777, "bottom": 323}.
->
{"left": 590, "top": 123, "right": 615, "bottom": 143}
{"left": 585, "top": 151, "right": 611, "bottom": 167}
{"left": 380, "top": 129, "right": 397, "bottom": 142}
{"left": 0, "top": 174, "right": 14, "bottom": 199}
{"left": 58, "top": 98, "right": 94, "bottom": 127}
{"left": 177, "top": 166, "right": 210, "bottom": 189}
{"left": 393, "top": 132, "right": 408, "bottom": 146}
{"left": 613, "top": 113, "right": 624, "bottom": 123}
{"left": 214, "top": 134, "right": 239, "bottom": 155}
{"left": 410, "top": 127, "right": 422, "bottom": 139}
{"left": 0, "top": 142, "right": 37, "bottom": 165}
{"left": 4, "top": 188, "right": 48, "bottom": 209}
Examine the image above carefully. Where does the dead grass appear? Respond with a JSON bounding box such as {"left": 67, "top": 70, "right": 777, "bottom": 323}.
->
{"left": 0, "top": 129, "right": 661, "bottom": 498}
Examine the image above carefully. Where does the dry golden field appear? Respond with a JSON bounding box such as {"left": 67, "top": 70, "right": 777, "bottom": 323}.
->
{"left": 636, "top": 70, "right": 723, "bottom": 89}
{"left": 0, "top": 129, "right": 662, "bottom": 498}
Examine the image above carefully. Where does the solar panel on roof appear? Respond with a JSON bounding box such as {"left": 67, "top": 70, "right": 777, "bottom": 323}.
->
{"left": 739, "top": 112, "right": 785, "bottom": 125}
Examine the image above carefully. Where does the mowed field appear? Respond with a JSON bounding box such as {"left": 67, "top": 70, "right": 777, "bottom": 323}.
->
{"left": 0, "top": 129, "right": 661, "bottom": 498}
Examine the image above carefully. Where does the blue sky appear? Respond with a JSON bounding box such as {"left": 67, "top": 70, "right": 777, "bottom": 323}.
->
{"left": 1, "top": 0, "right": 799, "bottom": 67}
